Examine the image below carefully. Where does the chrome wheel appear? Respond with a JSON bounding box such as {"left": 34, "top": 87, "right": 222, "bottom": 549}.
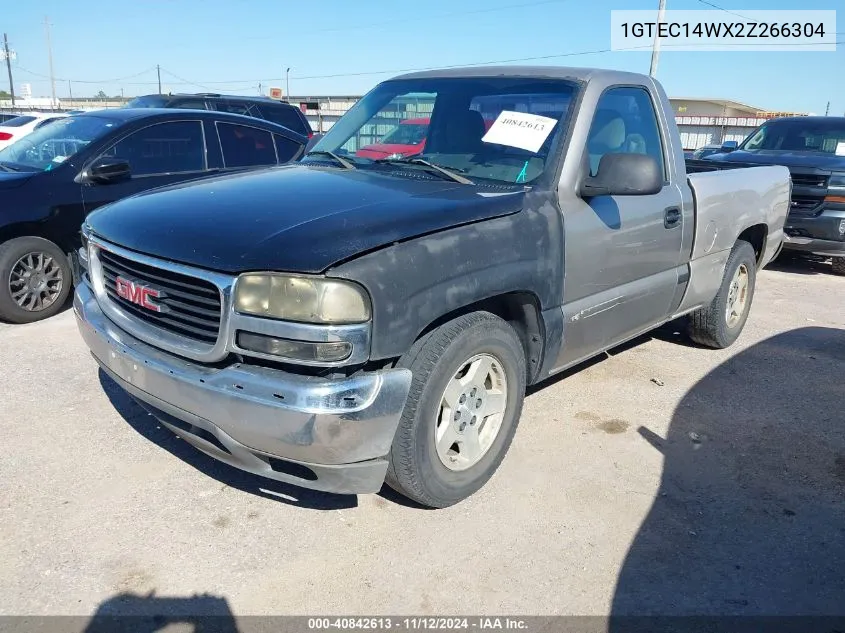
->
{"left": 9, "top": 251, "right": 64, "bottom": 312}
{"left": 436, "top": 353, "right": 508, "bottom": 471}
{"left": 725, "top": 262, "right": 749, "bottom": 329}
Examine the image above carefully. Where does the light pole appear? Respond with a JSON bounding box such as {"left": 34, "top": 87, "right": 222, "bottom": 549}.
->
{"left": 649, "top": 0, "right": 667, "bottom": 77}
{"left": 286, "top": 67, "right": 290, "bottom": 101}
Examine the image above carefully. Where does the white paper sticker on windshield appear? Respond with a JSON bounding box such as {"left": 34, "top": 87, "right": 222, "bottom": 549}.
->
{"left": 836, "top": 142, "right": 845, "bottom": 156}
{"left": 52, "top": 156, "right": 68, "bottom": 163}
{"left": 482, "top": 111, "right": 557, "bottom": 153}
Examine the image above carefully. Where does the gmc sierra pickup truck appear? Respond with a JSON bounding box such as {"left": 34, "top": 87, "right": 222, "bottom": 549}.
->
{"left": 74, "top": 67, "right": 790, "bottom": 508}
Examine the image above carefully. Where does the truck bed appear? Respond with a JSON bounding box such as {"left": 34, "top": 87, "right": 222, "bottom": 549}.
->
{"left": 686, "top": 164, "right": 791, "bottom": 266}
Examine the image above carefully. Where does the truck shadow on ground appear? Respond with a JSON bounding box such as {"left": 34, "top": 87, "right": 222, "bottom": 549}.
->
{"left": 611, "top": 326, "right": 845, "bottom": 618}
{"left": 98, "top": 370, "right": 359, "bottom": 511}
{"left": 766, "top": 253, "right": 835, "bottom": 276}
{"left": 83, "top": 591, "right": 237, "bottom": 633}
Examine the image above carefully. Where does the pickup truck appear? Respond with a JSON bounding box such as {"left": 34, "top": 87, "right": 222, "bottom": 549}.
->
{"left": 74, "top": 67, "right": 789, "bottom": 508}
{"left": 704, "top": 116, "right": 845, "bottom": 275}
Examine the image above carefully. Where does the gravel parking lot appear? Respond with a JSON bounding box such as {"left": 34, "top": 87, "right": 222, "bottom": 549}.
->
{"left": 1, "top": 256, "right": 843, "bottom": 621}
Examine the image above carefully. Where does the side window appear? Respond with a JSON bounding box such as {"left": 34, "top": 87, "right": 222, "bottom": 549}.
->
{"left": 587, "top": 87, "right": 665, "bottom": 178}
{"left": 34, "top": 117, "right": 63, "bottom": 130}
{"left": 261, "top": 106, "right": 309, "bottom": 135}
{"left": 274, "top": 134, "right": 303, "bottom": 163}
{"left": 215, "top": 100, "right": 263, "bottom": 119}
{"left": 171, "top": 100, "right": 208, "bottom": 110}
{"left": 100, "top": 121, "right": 205, "bottom": 176}
{"left": 217, "top": 122, "right": 276, "bottom": 168}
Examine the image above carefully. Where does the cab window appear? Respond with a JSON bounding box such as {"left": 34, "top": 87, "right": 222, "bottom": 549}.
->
{"left": 587, "top": 87, "right": 665, "bottom": 178}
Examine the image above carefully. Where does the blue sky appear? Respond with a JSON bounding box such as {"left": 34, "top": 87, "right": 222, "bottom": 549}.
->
{"left": 2, "top": 0, "right": 842, "bottom": 114}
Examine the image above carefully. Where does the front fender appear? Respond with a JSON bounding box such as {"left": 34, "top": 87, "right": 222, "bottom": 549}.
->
{"left": 328, "top": 190, "right": 564, "bottom": 361}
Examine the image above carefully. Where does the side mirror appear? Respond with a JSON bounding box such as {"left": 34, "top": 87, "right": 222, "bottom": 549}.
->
{"left": 581, "top": 153, "right": 663, "bottom": 198}
{"left": 720, "top": 140, "right": 738, "bottom": 153}
{"left": 87, "top": 158, "right": 131, "bottom": 184}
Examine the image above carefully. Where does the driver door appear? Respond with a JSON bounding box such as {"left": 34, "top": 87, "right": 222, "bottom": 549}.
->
{"left": 555, "top": 86, "right": 685, "bottom": 369}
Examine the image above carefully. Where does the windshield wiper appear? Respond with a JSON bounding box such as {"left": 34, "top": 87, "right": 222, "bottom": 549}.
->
{"left": 304, "top": 150, "right": 356, "bottom": 170}
{"left": 375, "top": 157, "right": 473, "bottom": 185}
{"left": 0, "top": 162, "right": 20, "bottom": 172}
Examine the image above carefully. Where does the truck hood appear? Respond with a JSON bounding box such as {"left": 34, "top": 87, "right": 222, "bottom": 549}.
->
{"left": 0, "top": 170, "right": 36, "bottom": 190}
{"left": 86, "top": 164, "right": 525, "bottom": 274}
{"left": 705, "top": 150, "right": 845, "bottom": 171}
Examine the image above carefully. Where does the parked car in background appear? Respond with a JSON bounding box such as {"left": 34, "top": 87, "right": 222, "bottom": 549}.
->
{"left": 692, "top": 144, "right": 725, "bottom": 159}
{"left": 0, "top": 112, "right": 69, "bottom": 150}
{"left": 0, "top": 108, "right": 306, "bottom": 323}
{"left": 356, "top": 117, "right": 430, "bottom": 159}
{"left": 703, "top": 116, "right": 845, "bottom": 274}
{"left": 74, "top": 66, "right": 788, "bottom": 507}
{"left": 125, "top": 93, "right": 313, "bottom": 138}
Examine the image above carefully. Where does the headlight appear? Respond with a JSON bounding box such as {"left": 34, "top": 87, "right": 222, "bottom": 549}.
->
{"left": 384, "top": 152, "right": 406, "bottom": 160}
{"left": 233, "top": 274, "right": 371, "bottom": 324}
{"left": 826, "top": 174, "right": 845, "bottom": 206}
{"left": 828, "top": 174, "right": 845, "bottom": 191}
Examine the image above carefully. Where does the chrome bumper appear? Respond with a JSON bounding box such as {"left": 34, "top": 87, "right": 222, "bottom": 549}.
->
{"left": 74, "top": 283, "right": 412, "bottom": 495}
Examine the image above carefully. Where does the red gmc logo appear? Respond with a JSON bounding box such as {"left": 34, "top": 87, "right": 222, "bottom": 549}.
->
{"left": 115, "top": 276, "right": 162, "bottom": 312}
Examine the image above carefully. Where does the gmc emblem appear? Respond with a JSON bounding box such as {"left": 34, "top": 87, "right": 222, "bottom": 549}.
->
{"left": 115, "top": 276, "right": 163, "bottom": 312}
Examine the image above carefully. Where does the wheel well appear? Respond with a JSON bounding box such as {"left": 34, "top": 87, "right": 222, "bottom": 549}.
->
{"left": 0, "top": 222, "right": 70, "bottom": 254}
{"left": 416, "top": 292, "right": 545, "bottom": 383}
{"left": 737, "top": 224, "right": 767, "bottom": 266}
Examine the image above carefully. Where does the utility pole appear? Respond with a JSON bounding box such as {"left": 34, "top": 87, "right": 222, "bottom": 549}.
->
{"left": 2, "top": 33, "right": 15, "bottom": 108}
{"left": 120, "top": 87, "right": 124, "bottom": 101}
{"left": 44, "top": 17, "right": 57, "bottom": 109}
{"left": 157, "top": 64, "right": 161, "bottom": 94}
{"left": 649, "top": 0, "right": 667, "bottom": 77}
{"left": 286, "top": 67, "right": 290, "bottom": 100}
{"left": 825, "top": 101, "right": 830, "bottom": 116}
{"left": 68, "top": 80, "right": 72, "bottom": 107}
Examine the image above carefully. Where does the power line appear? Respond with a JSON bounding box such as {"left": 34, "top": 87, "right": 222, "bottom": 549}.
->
{"left": 12, "top": 64, "right": 158, "bottom": 84}
{"left": 11, "top": 39, "right": 844, "bottom": 92}
{"left": 696, "top": 0, "right": 750, "bottom": 20}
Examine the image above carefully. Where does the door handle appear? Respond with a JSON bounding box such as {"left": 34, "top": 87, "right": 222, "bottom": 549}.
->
{"left": 664, "top": 207, "right": 681, "bottom": 229}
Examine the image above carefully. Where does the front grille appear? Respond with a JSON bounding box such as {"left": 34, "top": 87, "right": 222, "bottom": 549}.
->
{"left": 788, "top": 196, "right": 824, "bottom": 218}
{"left": 98, "top": 249, "right": 222, "bottom": 344}
{"left": 790, "top": 173, "right": 829, "bottom": 188}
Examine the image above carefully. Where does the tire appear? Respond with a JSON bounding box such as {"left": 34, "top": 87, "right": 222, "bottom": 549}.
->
{"left": 0, "top": 236, "right": 73, "bottom": 324}
{"left": 687, "top": 240, "right": 757, "bottom": 349}
{"left": 832, "top": 257, "right": 845, "bottom": 276}
{"left": 386, "top": 311, "right": 526, "bottom": 508}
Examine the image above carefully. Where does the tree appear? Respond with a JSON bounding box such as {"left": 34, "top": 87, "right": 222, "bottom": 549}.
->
{"left": 0, "top": 90, "right": 10, "bottom": 99}
{"left": 95, "top": 90, "right": 107, "bottom": 99}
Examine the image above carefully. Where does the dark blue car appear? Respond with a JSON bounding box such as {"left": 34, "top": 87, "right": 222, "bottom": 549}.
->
{"left": 0, "top": 108, "right": 306, "bottom": 323}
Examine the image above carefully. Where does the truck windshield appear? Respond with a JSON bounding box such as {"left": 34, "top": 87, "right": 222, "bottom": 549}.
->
{"left": 740, "top": 119, "right": 845, "bottom": 154}
{"left": 0, "top": 116, "right": 117, "bottom": 172}
{"left": 381, "top": 121, "right": 428, "bottom": 145}
{"left": 308, "top": 77, "right": 578, "bottom": 185}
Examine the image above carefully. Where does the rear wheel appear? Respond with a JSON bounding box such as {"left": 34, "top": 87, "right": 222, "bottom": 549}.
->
{"left": 0, "top": 237, "right": 72, "bottom": 324}
{"left": 386, "top": 312, "right": 526, "bottom": 508}
{"left": 687, "top": 240, "right": 757, "bottom": 349}
{"left": 832, "top": 257, "right": 845, "bottom": 276}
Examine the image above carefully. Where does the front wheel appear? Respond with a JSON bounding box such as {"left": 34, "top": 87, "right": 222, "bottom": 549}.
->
{"left": 386, "top": 312, "right": 526, "bottom": 508}
{"left": 687, "top": 240, "right": 757, "bottom": 349}
{"left": 831, "top": 257, "right": 845, "bottom": 276}
{"left": 0, "top": 236, "right": 72, "bottom": 324}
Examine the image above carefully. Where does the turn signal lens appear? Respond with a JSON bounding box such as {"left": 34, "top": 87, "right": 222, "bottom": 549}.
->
{"left": 236, "top": 331, "right": 352, "bottom": 362}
